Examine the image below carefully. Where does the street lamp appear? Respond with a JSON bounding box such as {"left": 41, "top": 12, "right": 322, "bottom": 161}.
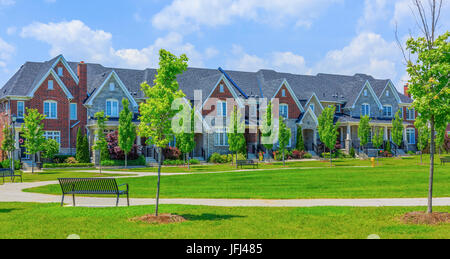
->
{"left": 10, "top": 114, "right": 17, "bottom": 174}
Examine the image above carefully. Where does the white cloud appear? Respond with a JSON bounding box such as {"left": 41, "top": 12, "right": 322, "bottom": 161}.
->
{"left": 0, "top": 37, "right": 15, "bottom": 72}
{"left": 357, "top": 0, "right": 389, "bottom": 31}
{"left": 6, "top": 26, "right": 16, "bottom": 35}
{"left": 152, "top": 0, "right": 341, "bottom": 32}
{"left": 20, "top": 20, "right": 212, "bottom": 69}
{"left": 0, "top": 0, "right": 15, "bottom": 6}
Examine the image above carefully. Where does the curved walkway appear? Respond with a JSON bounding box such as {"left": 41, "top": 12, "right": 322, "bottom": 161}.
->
{"left": 0, "top": 170, "right": 449, "bottom": 208}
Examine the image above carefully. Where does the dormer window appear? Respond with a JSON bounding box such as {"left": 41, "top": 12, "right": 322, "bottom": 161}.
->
{"left": 386, "top": 90, "right": 390, "bottom": 97}
{"left": 109, "top": 83, "right": 115, "bottom": 91}
{"left": 310, "top": 104, "right": 315, "bottom": 112}
{"left": 48, "top": 80, "right": 54, "bottom": 90}
{"left": 282, "top": 89, "right": 286, "bottom": 97}
{"left": 57, "top": 67, "right": 63, "bottom": 77}
{"left": 219, "top": 84, "right": 224, "bottom": 93}
{"left": 364, "top": 89, "right": 368, "bottom": 96}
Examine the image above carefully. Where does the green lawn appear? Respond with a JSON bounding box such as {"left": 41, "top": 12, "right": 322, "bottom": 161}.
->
{"left": 1, "top": 170, "right": 127, "bottom": 183}
{"left": 0, "top": 203, "right": 447, "bottom": 239}
{"left": 25, "top": 156, "right": 450, "bottom": 199}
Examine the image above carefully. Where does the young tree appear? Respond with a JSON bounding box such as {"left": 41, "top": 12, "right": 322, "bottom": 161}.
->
{"left": 296, "top": 126, "right": 305, "bottom": 151}
{"left": 75, "top": 128, "right": 84, "bottom": 163}
{"left": 80, "top": 134, "right": 90, "bottom": 163}
{"left": 278, "top": 117, "right": 291, "bottom": 167}
{"left": 372, "top": 127, "right": 384, "bottom": 164}
{"left": 92, "top": 111, "right": 109, "bottom": 174}
{"left": 42, "top": 138, "right": 60, "bottom": 162}
{"left": 176, "top": 106, "right": 196, "bottom": 170}
{"left": 392, "top": 111, "right": 404, "bottom": 155}
{"left": 435, "top": 125, "right": 446, "bottom": 156}
{"left": 358, "top": 115, "right": 371, "bottom": 154}
{"left": 118, "top": 98, "right": 137, "bottom": 168}
{"left": 2, "top": 124, "right": 15, "bottom": 172}
{"left": 318, "top": 106, "right": 340, "bottom": 167}
{"left": 139, "top": 49, "right": 188, "bottom": 217}
{"left": 228, "top": 106, "right": 246, "bottom": 169}
{"left": 20, "top": 108, "right": 46, "bottom": 174}
{"left": 261, "top": 101, "right": 275, "bottom": 161}
{"left": 396, "top": 0, "right": 449, "bottom": 213}
{"left": 415, "top": 117, "right": 430, "bottom": 164}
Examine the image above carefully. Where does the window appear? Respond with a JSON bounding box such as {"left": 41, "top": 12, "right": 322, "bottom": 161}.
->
{"left": 57, "top": 67, "right": 63, "bottom": 77}
{"left": 383, "top": 105, "right": 392, "bottom": 117}
{"left": 44, "top": 101, "right": 57, "bottom": 119}
{"left": 386, "top": 90, "right": 390, "bottom": 97}
{"left": 336, "top": 104, "right": 341, "bottom": 113}
{"left": 219, "top": 84, "right": 224, "bottom": 93}
{"left": 407, "top": 128, "right": 416, "bottom": 144}
{"left": 281, "top": 89, "right": 286, "bottom": 97}
{"left": 70, "top": 103, "right": 77, "bottom": 120}
{"left": 280, "top": 104, "right": 288, "bottom": 118}
{"left": 106, "top": 99, "right": 119, "bottom": 117}
{"left": 406, "top": 108, "right": 415, "bottom": 120}
{"left": 214, "top": 129, "right": 228, "bottom": 146}
{"left": 109, "top": 83, "right": 115, "bottom": 91}
{"left": 17, "top": 101, "right": 24, "bottom": 118}
{"left": 361, "top": 103, "right": 370, "bottom": 117}
{"left": 217, "top": 101, "right": 227, "bottom": 117}
{"left": 364, "top": 89, "right": 368, "bottom": 96}
{"left": 250, "top": 104, "right": 257, "bottom": 118}
{"left": 310, "top": 104, "right": 315, "bottom": 112}
{"left": 48, "top": 80, "right": 54, "bottom": 90}
{"left": 44, "top": 131, "right": 61, "bottom": 145}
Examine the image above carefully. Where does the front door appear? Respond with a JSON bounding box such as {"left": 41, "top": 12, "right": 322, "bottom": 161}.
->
{"left": 19, "top": 133, "right": 29, "bottom": 160}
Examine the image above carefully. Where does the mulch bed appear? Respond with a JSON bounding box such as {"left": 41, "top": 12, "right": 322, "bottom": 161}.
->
{"left": 130, "top": 214, "right": 187, "bottom": 224}
{"left": 402, "top": 211, "right": 450, "bottom": 225}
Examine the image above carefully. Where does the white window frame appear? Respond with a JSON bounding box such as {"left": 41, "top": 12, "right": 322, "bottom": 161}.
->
{"left": 106, "top": 99, "right": 119, "bottom": 117}
{"left": 407, "top": 128, "right": 416, "bottom": 144}
{"left": 70, "top": 103, "right": 77, "bottom": 120}
{"left": 214, "top": 128, "right": 228, "bottom": 147}
{"left": 310, "top": 104, "right": 315, "bottom": 112}
{"left": 44, "top": 100, "right": 58, "bottom": 119}
{"left": 280, "top": 104, "right": 289, "bottom": 118}
{"left": 406, "top": 108, "right": 415, "bottom": 120}
{"left": 57, "top": 67, "right": 63, "bottom": 77}
{"left": 109, "top": 82, "right": 115, "bottom": 91}
{"left": 217, "top": 101, "right": 227, "bottom": 117}
{"left": 281, "top": 89, "right": 286, "bottom": 97}
{"left": 44, "top": 131, "right": 61, "bottom": 147}
{"left": 364, "top": 89, "right": 368, "bottom": 96}
{"left": 219, "top": 84, "right": 224, "bottom": 93}
{"left": 361, "top": 103, "right": 370, "bottom": 117}
{"left": 383, "top": 105, "right": 392, "bottom": 117}
{"left": 17, "top": 101, "right": 25, "bottom": 118}
{"left": 48, "top": 80, "right": 54, "bottom": 90}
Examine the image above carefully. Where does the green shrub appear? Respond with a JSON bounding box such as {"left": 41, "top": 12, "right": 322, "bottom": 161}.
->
{"left": 0, "top": 159, "right": 21, "bottom": 170}
{"left": 303, "top": 153, "right": 313, "bottom": 159}
{"left": 163, "top": 160, "right": 184, "bottom": 166}
{"left": 54, "top": 155, "right": 71, "bottom": 164}
{"left": 189, "top": 159, "right": 200, "bottom": 165}
{"left": 407, "top": 151, "right": 415, "bottom": 155}
{"left": 64, "top": 157, "right": 78, "bottom": 164}
{"left": 209, "top": 153, "right": 226, "bottom": 163}
{"left": 43, "top": 163, "right": 94, "bottom": 168}
{"left": 101, "top": 156, "right": 146, "bottom": 167}
{"left": 349, "top": 148, "right": 356, "bottom": 158}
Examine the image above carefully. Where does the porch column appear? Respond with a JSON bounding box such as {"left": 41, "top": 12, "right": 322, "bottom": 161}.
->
{"left": 384, "top": 126, "right": 388, "bottom": 141}
{"left": 345, "top": 125, "right": 351, "bottom": 153}
{"left": 14, "top": 129, "right": 20, "bottom": 160}
{"left": 313, "top": 129, "right": 318, "bottom": 146}
{"left": 403, "top": 126, "right": 408, "bottom": 152}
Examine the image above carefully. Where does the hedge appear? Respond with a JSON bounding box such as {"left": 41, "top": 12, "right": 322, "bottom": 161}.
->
{"left": 43, "top": 163, "right": 94, "bottom": 168}
{"left": 101, "top": 156, "right": 146, "bottom": 167}
{"left": 163, "top": 159, "right": 200, "bottom": 166}
{"left": 0, "top": 159, "right": 21, "bottom": 170}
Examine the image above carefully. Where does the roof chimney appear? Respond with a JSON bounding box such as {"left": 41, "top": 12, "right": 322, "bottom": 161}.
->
{"left": 78, "top": 61, "right": 87, "bottom": 96}
{"left": 404, "top": 83, "right": 410, "bottom": 98}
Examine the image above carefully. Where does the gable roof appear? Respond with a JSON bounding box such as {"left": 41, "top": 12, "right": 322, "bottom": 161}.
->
{"left": 271, "top": 79, "right": 305, "bottom": 113}
{"left": 351, "top": 81, "right": 383, "bottom": 109}
{"left": 29, "top": 68, "right": 74, "bottom": 99}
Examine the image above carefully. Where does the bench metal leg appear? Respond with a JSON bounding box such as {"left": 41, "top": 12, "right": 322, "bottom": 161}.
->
{"left": 116, "top": 194, "right": 120, "bottom": 207}
{"left": 61, "top": 194, "right": 65, "bottom": 207}
{"left": 72, "top": 194, "right": 76, "bottom": 207}
{"left": 127, "top": 193, "right": 130, "bottom": 207}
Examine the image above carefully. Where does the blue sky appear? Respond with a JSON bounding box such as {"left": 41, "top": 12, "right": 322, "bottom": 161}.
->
{"left": 0, "top": 0, "right": 448, "bottom": 91}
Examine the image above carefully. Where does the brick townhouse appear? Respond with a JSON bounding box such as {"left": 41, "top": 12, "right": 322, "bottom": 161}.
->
{"left": 0, "top": 55, "right": 418, "bottom": 162}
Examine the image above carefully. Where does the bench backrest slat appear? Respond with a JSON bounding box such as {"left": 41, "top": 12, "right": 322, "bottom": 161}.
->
{"left": 58, "top": 178, "right": 119, "bottom": 194}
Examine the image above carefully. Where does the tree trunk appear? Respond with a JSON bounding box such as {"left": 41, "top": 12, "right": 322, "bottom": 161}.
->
{"left": 330, "top": 150, "right": 332, "bottom": 167}
{"left": 187, "top": 153, "right": 190, "bottom": 170}
{"left": 125, "top": 153, "right": 128, "bottom": 169}
{"left": 32, "top": 153, "right": 35, "bottom": 174}
{"left": 99, "top": 150, "right": 102, "bottom": 174}
{"left": 283, "top": 149, "right": 285, "bottom": 167}
{"left": 155, "top": 147, "right": 162, "bottom": 217}
{"left": 235, "top": 151, "right": 238, "bottom": 169}
{"left": 428, "top": 117, "right": 435, "bottom": 214}
{"left": 420, "top": 151, "right": 423, "bottom": 165}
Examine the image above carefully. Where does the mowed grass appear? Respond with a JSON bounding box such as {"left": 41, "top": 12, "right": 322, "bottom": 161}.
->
{"left": 25, "top": 156, "right": 450, "bottom": 199}
{"left": 1, "top": 170, "right": 127, "bottom": 183}
{"left": 0, "top": 203, "right": 448, "bottom": 239}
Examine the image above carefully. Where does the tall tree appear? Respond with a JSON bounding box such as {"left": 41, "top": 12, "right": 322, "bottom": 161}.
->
{"left": 118, "top": 98, "right": 137, "bottom": 168}
{"left": 358, "top": 115, "right": 371, "bottom": 154}
{"left": 392, "top": 111, "right": 404, "bottom": 155}
{"left": 139, "top": 49, "right": 188, "bottom": 217}
{"left": 318, "top": 106, "right": 340, "bottom": 167}
{"left": 415, "top": 117, "right": 430, "bottom": 164}
{"left": 92, "top": 111, "right": 109, "bottom": 174}
{"left": 396, "top": 0, "right": 448, "bottom": 213}
{"left": 20, "top": 108, "right": 46, "bottom": 174}
{"left": 261, "top": 101, "right": 275, "bottom": 160}
{"left": 228, "top": 106, "right": 246, "bottom": 169}
{"left": 278, "top": 117, "right": 291, "bottom": 167}
{"left": 176, "top": 105, "right": 196, "bottom": 170}
{"left": 372, "top": 127, "right": 384, "bottom": 164}
{"left": 435, "top": 125, "right": 446, "bottom": 156}
{"left": 75, "top": 128, "right": 84, "bottom": 163}
{"left": 80, "top": 134, "right": 90, "bottom": 163}
{"left": 296, "top": 126, "right": 305, "bottom": 151}
{"left": 2, "top": 124, "right": 15, "bottom": 173}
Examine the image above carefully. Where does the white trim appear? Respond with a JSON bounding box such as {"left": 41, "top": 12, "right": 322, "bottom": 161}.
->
{"left": 70, "top": 103, "right": 77, "bottom": 120}
{"left": 304, "top": 92, "right": 324, "bottom": 112}
{"left": 351, "top": 81, "right": 383, "bottom": 109}
{"left": 361, "top": 103, "right": 370, "bottom": 117}
{"left": 17, "top": 101, "right": 25, "bottom": 118}
{"left": 51, "top": 55, "right": 79, "bottom": 84}
{"left": 43, "top": 100, "right": 58, "bottom": 119}
{"left": 105, "top": 98, "right": 119, "bottom": 117}
{"left": 271, "top": 79, "right": 305, "bottom": 112}
{"left": 279, "top": 103, "right": 289, "bottom": 118}
{"left": 382, "top": 104, "right": 393, "bottom": 118}
{"left": 29, "top": 69, "right": 74, "bottom": 99}
{"left": 201, "top": 74, "right": 245, "bottom": 111}
{"left": 85, "top": 71, "right": 138, "bottom": 108}
{"left": 299, "top": 107, "right": 319, "bottom": 126}
{"left": 380, "top": 80, "right": 401, "bottom": 103}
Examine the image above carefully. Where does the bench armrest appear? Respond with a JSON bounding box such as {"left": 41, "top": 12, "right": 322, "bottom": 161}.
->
{"left": 118, "top": 183, "right": 129, "bottom": 191}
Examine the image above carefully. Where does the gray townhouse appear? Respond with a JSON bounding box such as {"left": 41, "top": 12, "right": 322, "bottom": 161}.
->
{"left": 0, "top": 55, "right": 417, "bottom": 163}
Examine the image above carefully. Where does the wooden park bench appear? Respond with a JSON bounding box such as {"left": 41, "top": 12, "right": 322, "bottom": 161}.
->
{"left": 0, "top": 168, "right": 23, "bottom": 184}
{"left": 236, "top": 160, "right": 259, "bottom": 169}
{"left": 58, "top": 178, "right": 129, "bottom": 207}
{"left": 440, "top": 156, "right": 450, "bottom": 166}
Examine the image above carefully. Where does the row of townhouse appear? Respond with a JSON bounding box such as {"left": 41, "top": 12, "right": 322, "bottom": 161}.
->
{"left": 0, "top": 55, "right": 418, "bottom": 162}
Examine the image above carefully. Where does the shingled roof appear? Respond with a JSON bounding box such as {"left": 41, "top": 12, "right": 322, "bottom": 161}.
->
{"left": 1, "top": 55, "right": 413, "bottom": 107}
